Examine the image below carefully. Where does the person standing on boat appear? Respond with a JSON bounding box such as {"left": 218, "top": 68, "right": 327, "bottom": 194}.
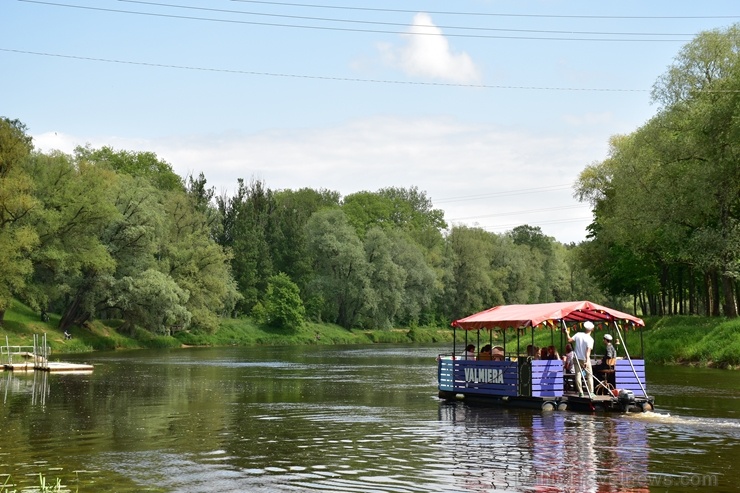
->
{"left": 565, "top": 321, "right": 594, "bottom": 397}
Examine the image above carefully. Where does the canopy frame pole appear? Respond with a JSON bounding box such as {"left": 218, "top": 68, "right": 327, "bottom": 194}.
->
{"left": 613, "top": 320, "right": 647, "bottom": 397}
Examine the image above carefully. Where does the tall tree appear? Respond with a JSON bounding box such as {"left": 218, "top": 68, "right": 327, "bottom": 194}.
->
{"left": 216, "top": 178, "right": 275, "bottom": 313}
{"left": 361, "top": 227, "right": 405, "bottom": 329}
{"left": 0, "top": 118, "right": 38, "bottom": 323}
{"left": 75, "top": 145, "right": 183, "bottom": 192}
{"left": 305, "top": 208, "right": 370, "bottom": 327}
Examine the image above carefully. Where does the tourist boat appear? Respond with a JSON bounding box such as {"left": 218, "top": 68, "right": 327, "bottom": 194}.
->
{"left": 437, "top": 301, "right": 654, "bottom": 412}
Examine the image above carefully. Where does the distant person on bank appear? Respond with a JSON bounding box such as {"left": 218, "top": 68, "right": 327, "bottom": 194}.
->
{"left": 564, "top": 321, "right": 595, "bottom": 397}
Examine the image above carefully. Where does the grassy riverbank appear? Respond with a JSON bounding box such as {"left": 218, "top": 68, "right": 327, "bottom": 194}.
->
{"left": 0, "top": 299, "right": 454, "bottom": 353}
{"left": 1, "top": 299, "right": 738, "bottom": 368}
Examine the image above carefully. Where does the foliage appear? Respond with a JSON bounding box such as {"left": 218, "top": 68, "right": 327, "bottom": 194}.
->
{"left": 262, "top": 272, "right": 306, "bottom": 329}
{"left": 0, "top": 118, "right": 38, "bottom": 323}
{"left": 305, "top": 208, "right": 370, "bottom": 327}
{"left": 74, "top": 144, "right": 183, "bottom": 191}
{"left": 575, "top": 24, "right": 740, "bottom": 317}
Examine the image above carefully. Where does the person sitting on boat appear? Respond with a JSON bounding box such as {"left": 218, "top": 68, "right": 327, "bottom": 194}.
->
{"left": 544, "top": 345, "right": 560, "bottom": 360}
{"left": 477, "top": 344, "right": 493, "bottom": 360}
{"left": 526, "top": 344, "right": 539, "bottom": 359}
{"left": 564, "top": 321, "right": 595, "bottom": 397}
{"left": 462, "top": 344, "right": 476, "bottom": 360}
{"left": 562, "top": 344, "right": 575, "bottom": 374}
{"left": 593, "top": 334, "right": 617, "bottom": 372}
{"left": 491, "top": 346, "right": 505, "bottom": 361}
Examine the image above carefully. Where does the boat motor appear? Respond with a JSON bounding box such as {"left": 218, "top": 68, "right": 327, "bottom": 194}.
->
{"left": 618, "top": 389, "right": 635, "bottom": 410}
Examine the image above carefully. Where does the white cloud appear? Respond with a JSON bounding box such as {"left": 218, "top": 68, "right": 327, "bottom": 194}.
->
{"left": 32, "top": 117, "right": 600, "bottom": 243}
{"left": 378, "top": 13, "right": 482, "bottom": 84}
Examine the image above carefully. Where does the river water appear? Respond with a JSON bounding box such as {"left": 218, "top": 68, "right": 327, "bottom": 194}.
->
{"left": 1, "top": 345, "right": 739, "bottom": 492}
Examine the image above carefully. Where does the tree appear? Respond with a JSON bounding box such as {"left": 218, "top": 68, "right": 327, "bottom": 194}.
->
{"left": 575, "top": 24, "right": 740, "bottom": 316}
{"left": 22, "top": 152, "right": 120, "bottom": 330}
{"left": 361, "top": 227, "right": 405, "bottom": 328}
{"left": 305, "top": 208, "right": 370, "bottom": 327}
{"left": 387, "top": 231, "right": 437, "bottom": 326}
{"left": 440, "top": 225, "right": 504, "bottom": 320}
{"left": 159, "top": 189, "right": 241, "bottom": 332}
{"left": 261, "top": 272, "right": 305, "bottom": 329}
{"left": 74, "top": 145, "right": 183, "bottom": 192}
{"left": 111, "top": 269, "right": 191, "bottom": 335}
{"left": 0, "top": 118, "right": 37, "bottom": 323}
{"left": 216, "top": 178, "right": 275, "bottom": 313}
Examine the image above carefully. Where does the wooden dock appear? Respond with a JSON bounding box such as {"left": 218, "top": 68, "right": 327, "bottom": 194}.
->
{"left": 2, "top": 334, "right": 93, "bottom": 373}
{"left": 3, "top": 361, "right": 94, "bottom": 372}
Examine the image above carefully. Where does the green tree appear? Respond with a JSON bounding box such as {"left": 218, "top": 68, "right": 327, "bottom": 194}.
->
{"left": 388, "top": 231, "right": 438, "bottom": 326}
{"left": 0, "top": 118, "right": 38, "bottom": 323}
{"left": 74, "top": 145, "right": 183, "bottom": 192}
{"left": 159, "top": 189, "right": 240, "bottom": 332}
{"left": 361, "top": 227, "right": 405, "bottom": 328}
{"left": 305, "top": 208, "right": 370, "bottom": 327}
{"left": 216, "top": 178, "right": 275, "bottom": 313}
{"left": 270, "top": 188, "right": 340, "bottom": 292}
{"left": 440, "top": 225, "right": 504, "bottom": 320}
{"left": 576, "top": 24, "right": 740, "bottom": 317}
{"left": 111, "top": 269, "right": 191, "bottom": 334}
{"left": 22, "top": 152, "right": 120, "bottom": 330}
{"left": 261, "top": 272, "right": 305, "bottom": 329}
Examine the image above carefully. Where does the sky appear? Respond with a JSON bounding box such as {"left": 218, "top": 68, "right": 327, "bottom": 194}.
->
{"left": 3, "top": 1, "right": 740, "bottom": 244}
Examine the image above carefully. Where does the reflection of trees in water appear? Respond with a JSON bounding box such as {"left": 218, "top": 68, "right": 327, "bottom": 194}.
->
{"left": 437, "top": 403, "right": 649, "bottom": 492}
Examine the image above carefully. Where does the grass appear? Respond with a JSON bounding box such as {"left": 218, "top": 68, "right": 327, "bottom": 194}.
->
{"left": 1, "top": 473, "right": 66, "bottom": 493}
{"left": 0, "top": 299, "right": 454, "bottom": 354}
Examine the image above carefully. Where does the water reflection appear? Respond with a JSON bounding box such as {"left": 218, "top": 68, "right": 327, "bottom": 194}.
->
{"left": 1, "top": 371, "right": 50, "bottom": 406}
{"left": 437, "top": 403, "right": 650, "bottom": 492}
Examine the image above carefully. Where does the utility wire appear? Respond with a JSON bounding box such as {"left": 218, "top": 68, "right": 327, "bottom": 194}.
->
{"left": 477, "top": 216, "right": 592, "bottom": 232}
{"left": 118, "top": 0, "right": 700, "bottom": 37}
{"left": 435, "top": 184, "right": 573, "bottom": 203}
{"left": 0, "top": 48, "right": 651, "bottom": 91}
{"left": 19, "top": 0, "right": 693, "bottom": 41}
{"left": 449, "top": 204, "right": 588, "bottom": 222}
{"left": 228, "top": 0, "right": 740, "bottom": 20}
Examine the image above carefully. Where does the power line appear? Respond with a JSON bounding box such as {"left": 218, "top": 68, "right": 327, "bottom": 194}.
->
{"left": 228, "top": 0, "right": 740, "bottom": 20}
{"left": 118, "top": 0, "right": 700, "bottom": 38}
{"left": 435, "top": 184, "right": 573, "bottom": 204}
{"left": 19, "top": 0, "right": 693, "bottom": 42}
{"left": 449, "top": 204, "right": 588, "bottom": 222}
{"left": 475, "top": 216, "right": 592, "bottom": 232}
{"left": 0, "top": 48, "right": 651, "bottom": 91}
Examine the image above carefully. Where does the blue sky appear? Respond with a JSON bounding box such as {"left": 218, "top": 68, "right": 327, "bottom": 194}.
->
{"left": 3, "top": 1, "right": 739, "bottom": 243}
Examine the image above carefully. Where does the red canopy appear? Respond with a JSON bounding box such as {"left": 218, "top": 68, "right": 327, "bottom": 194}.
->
{"left": 451, "top": 300, "right": 644, "bottom": 331}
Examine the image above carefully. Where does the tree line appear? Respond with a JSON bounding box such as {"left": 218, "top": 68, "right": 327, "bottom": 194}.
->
{"left": 0, "top": 119, "right": 607, "bottom": 334}
{"left": 575, "top": 24, "right": 740, "bottom": 317}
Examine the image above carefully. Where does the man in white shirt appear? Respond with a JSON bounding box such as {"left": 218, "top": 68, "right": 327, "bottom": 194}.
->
{"left": 564, "top": 321, "right": 595, "bottom": 397}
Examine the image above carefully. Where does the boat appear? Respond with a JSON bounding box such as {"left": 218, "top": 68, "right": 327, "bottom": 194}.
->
{"left": 437, "top": 301, "right": 654, "bottom": 413}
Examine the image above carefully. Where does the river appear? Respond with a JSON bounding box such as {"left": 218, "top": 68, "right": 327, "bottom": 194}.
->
{"left": 1, "top": 345, "right": 739, "bottom": 492}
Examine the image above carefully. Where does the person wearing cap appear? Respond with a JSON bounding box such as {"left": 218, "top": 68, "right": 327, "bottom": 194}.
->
{"left": 564, "top": 321, "right": 595, "bottom": 397}
{"left": 593, "top": 334, "right": 617, "bottom": 371}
